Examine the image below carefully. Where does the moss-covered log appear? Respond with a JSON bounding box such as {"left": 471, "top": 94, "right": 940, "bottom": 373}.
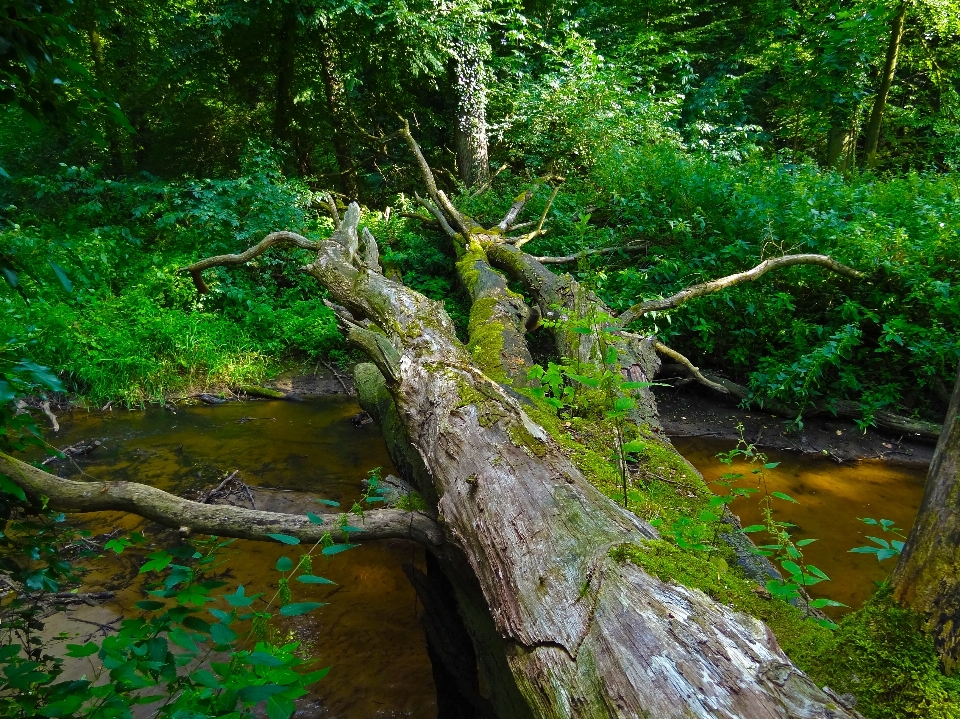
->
{"left": 184, "top": 202, "right": 863, "bottom": 718}
{"left": 891, "top": 363, "right": 960, "bottom": 672}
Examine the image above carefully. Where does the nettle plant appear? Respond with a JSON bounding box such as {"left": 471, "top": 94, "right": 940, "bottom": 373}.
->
{"left": 0, "top": 500, "right": 366, "bottom": 719}
{"left": 527, "top": 309, "right": 662, "bottom": 508}
{"left": 849, "top": 517, "right": 907, "bottom": 562}
{"left": 716, "top": 426, "right": 845, "bottom": 627}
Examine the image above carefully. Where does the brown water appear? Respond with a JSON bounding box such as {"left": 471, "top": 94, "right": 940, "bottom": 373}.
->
{"left": 672, "top": 437, "right": 928, "bottom": 615}
{"left": 40, "top": 397, "right": 437, "bottom": 719}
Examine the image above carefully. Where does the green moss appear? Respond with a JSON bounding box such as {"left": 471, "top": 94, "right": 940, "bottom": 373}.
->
{"left": 507, "top": 421, "right": 548, "bottom": 458}
{"left": 466, "top": 297, "right": 507, "bottom": 380}
{"left": 806, "top": 585, "right": 960, "bottom": 719}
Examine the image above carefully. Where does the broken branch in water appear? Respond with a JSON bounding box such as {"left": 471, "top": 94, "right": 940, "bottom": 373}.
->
{"left": 0, "top": 452, "right": 443, "bottom": 547}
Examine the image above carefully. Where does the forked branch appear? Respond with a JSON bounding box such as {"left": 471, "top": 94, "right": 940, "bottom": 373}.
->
{"left": 617, "top": 253, "right": 866, "bottom": 326}
{"left": 0, "top": 452, "right": 442, "bottom": 546}
{"left": 654, "top": 341, "right": 730, "bottom": 395}
{"left": 183, "top": 231, "right": 318, "bottom": 293}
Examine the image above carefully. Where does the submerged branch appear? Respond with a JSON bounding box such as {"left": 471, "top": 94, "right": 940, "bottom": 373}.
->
{"left": 618, "top": 254, "right": 866, "bottom": 326}
{"left": 0, "top": 453, "right": 443, "bottom": 546}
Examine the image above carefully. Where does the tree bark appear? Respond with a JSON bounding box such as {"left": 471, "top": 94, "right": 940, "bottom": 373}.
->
{"left": 891, "top": 362, "right": 960, "bottom": 673}
{"left": 451, "top": 38, "right": 490, "bottom": 189}
{"left": 827, "top": 124, "right": 855, "bottom": 170}
{"left": 318, "top": 28, "right": 358, "bottom": 199}
{"left": 864, "top": 1, "right": 908, "bottom": 167}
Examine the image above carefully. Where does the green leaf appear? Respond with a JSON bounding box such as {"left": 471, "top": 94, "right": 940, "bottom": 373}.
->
{"left": 139, "top": 550, "right": 173, "bottom": 574}
{"left": 867, "top": 536, "right": 890, "bottom": 549}
{"left": 809, "top": 598, "right": 847, "bottom": 608}
{"left": 780, "top": 560, "right": 802, "bottom": 576}
{"left": 340, "top": 525, "right": 363, "bottom": 533}
{"left": 224, "top": 586, "right": 255, "bottom": 607}
{"left": 192, "top": 669, "right": 223, "bottom": 689}
{"left": 0, "top": 474, "right": 27, "bottom": 501}
{"left": 65, "top": 643, "right": 99, "bottom": 658}
{"left": 267, "top": 695, "right": 296, "bottom": 719}
{"left": 135, "top": 600, "right": 164, "bottom": 611}
{"left": 182, "top": 616, "right": 211, "bottom": 634}
{"left": 565, "top": 372, "right": 600, "bottom": 388}
{"left": 210, "top": 623, "right": 237, "bottom": 645}
{"left": 620, "top": 381, "right": 656, "bottom": 389}
{"left": 795, "top": 538, "right": 818, "bottom": 546}
{"left": 771, "top": 491, "right": 798, "bottom": 503}
{"left": 321, "top": 543, "right": 358, "bottom": 556}
{"left": 314, "top": 499, "right": 340, "bottom": 507}
{"left": 49, "top": 261, "right": 72, "bottom": 293}
{"left": 296, "top": 575, "right": 336, "bottom": 585}
{"left": 276, "top": 556, "right": 293, "bottom": 572}
{"left": 763, "top": 462, "right": 780, "bottom": 469}
{"left": 237, "top": 683, "right": 288, "bottom": 702}
{"left": 266, "top": 534, "right": 301, "bottom": 545}
{"left": 248, "top": 651, "right": 285, "bottom": 667}
{"left": 279, "top": 602, "right": 326, "bottom": 616}
{"left": 741, "top": 524, "right": 765, "bottom": 533}
{"left": 621, "top": 440, "right": 646, "bottom": 454}
{"left": 305, "top": 512, "right": 324, "bottom": 524}
{"left": 169, "top": 628, "right": 199, "bottom": 653}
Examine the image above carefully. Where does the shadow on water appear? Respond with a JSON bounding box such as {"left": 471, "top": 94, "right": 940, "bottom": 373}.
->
{"left": 37, "top": 397, "right": 437, "bottom": 719}
{"left": 673, "top": 437, "right": 928, "bottom": 617}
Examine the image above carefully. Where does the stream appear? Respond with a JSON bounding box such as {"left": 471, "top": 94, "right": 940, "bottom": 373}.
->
{"left": 34, "top": 398, "right": 930, "bottom": 717}
{"left": 35, "top": 396, "right": 437, "bottom": 719}
{"left": 672, "top": 437, "right": 928, "bottom": 615}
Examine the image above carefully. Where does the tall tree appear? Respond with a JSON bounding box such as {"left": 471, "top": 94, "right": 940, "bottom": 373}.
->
{"left": 452, "top": 34, "right": 490, "bottom": 188}
{"left": 864, "top": 0, "right": 910, "bottom": 166}
{"left": 891, "top": 362, "right": 960, "bottom": 674}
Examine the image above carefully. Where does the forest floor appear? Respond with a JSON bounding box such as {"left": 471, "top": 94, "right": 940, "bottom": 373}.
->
{"left": 655, "top": 385, "right": 935, "bottom": 466}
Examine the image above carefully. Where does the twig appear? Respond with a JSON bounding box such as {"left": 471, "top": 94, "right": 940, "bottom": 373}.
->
{"left": 321, "top": 359, "right": 353, "bottom": 395}
{"left": 532, "top": 244, "right": 648, "bottom": 264}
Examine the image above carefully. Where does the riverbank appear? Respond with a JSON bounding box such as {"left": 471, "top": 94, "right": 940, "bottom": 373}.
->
{"left": 655, "top": 385, "right": 936, "bottom": 466}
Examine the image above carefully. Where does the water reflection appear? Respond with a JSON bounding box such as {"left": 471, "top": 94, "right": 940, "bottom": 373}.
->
{"left": 672, "top": 437, "right": 927, "bottom": 615}
{"left": 40, "top": 397, "right": 437, "bottom": 719}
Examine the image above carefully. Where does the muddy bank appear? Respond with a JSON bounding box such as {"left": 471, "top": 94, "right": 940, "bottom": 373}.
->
{"left": 655, "top": 385, "right": 936, "bottom": 465}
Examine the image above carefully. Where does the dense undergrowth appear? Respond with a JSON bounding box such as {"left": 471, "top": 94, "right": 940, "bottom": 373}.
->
{"left": 460, "top": 150, "right": 960, "bottom": 425}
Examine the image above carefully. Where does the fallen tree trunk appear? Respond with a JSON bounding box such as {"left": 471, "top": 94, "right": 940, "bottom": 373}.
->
{"left": 180, "top": 200, "right": 862, "bottom": 717}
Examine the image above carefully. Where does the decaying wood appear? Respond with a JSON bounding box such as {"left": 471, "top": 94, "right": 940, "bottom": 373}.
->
{"left": 181, "top": 202, "right": 862, "bottom": 718}
{"left": 0, "top": 452, "right": 442, "bottom": 547}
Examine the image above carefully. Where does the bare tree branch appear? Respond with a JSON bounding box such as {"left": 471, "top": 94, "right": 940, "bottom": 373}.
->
{"left": 414, "top": 193, "right": 458, "bottom": 239}
{"left": 532, "top": 243, "right": 648, "bottom": 264}
{"left": 183, "top": 231, "right": 318, "bottom": 294}
{"left": 617, "top": 254, "right": 866, "bottom": 326}
{"left": 0, "top": 452, "right": 443, "bottom": 546}
{"left": 654, "top": 341, "right": 730, "bottom": 395}
{"left": 398, "top": 120, "right": 471, "bottom": 236}
{"left": 510, "top": 184, "right": 560, "bottom": 248}
{"left": 497, "top": 175, "right": 559, "bottom": 232}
